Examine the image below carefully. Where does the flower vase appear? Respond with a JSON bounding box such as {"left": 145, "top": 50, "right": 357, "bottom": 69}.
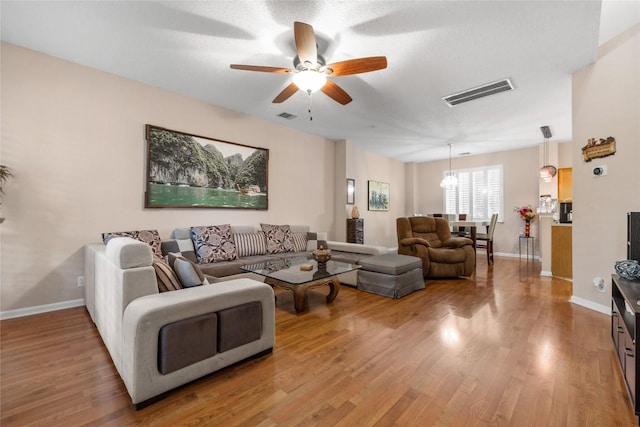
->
{"left": 524, "top": 220, "right": 531, "bottom": 237}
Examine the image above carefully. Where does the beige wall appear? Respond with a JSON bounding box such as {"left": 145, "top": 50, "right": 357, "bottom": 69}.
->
{"left": 571, "top": 24, "right": 640, "bottom": 311}
{"left": 409, "top": 147, "right": 541, "bottom": 256}
{"left": 338, "top": 140, "right": 406, "bottom": 247}
{"left": 0, "top": 43, "right": 336, "bottom": 313}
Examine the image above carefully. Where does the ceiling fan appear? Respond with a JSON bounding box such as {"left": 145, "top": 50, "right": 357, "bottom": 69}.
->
{"left": 230, "top": 21, "right": 387, "bottom": 105}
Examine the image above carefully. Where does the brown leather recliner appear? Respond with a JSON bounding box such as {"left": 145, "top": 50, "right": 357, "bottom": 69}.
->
{"left": 397, "top": 217, "right": 475, "bottom": 277}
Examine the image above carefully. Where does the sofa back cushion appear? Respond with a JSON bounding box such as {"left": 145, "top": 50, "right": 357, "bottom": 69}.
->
{"left": 102, "top": 229, "right": 163, "bottom": 259}
{"left": 161, "top": 238, "right": 198, "bottom": 263}
{"left": 190, "top": 224, "right": 238, "bottom": 263}
{"left": 234, "top": 232, "right": 267, "bottom": 257}
{"left": 260, "top": 223, "right": 294, "bottom": 254}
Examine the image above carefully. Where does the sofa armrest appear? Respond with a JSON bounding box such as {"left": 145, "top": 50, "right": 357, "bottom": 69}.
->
{"left": 120, "top": 279, "right": 275, "bottom": 405}
{"left": 325, "top": 240, "right": 389, "bottom": 255}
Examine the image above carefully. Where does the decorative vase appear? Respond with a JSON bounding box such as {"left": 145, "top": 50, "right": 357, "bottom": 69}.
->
{"left": 351, "top": 206, "right": 360, "bottom": 219}
{"left": 524, "top": 219, "right": 531, "bottom": 237}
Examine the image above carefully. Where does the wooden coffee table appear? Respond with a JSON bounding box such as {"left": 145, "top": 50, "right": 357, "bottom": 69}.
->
{"left": 241, "top": 256, "right": 359, "bottom": 313}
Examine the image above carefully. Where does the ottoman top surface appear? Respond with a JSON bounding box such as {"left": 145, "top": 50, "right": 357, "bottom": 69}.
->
{"left": 358, "top": 253, "right": 422, "bottom": 275}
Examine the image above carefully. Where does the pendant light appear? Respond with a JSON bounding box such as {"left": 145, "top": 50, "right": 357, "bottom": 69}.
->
{"left": 539, "top": 125, "right": 557, "bottom": 182}
{"left": 440, "top": 143, "right": 458, "bottom": 189}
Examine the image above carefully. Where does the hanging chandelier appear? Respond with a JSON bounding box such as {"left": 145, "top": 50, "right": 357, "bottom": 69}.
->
{"left": 440, "top": 143, "right": 458, "bottom": 189}
{"left": 539, "top": 125, "right": 557, "bottom": 182}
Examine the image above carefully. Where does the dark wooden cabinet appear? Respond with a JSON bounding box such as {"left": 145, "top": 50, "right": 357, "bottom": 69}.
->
{"left": 629, "top": 212, "right": 640, "bottom": 261}
{"left": 612, "top": 274, "right": 640, "bottom": 423}
{"left": 346, "top": 218, "right": 364, "bottom": 244}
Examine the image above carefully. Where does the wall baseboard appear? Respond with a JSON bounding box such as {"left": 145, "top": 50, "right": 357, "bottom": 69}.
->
{"left": 1, "top": 299, "right": 85, "bottom": 320}
{"left": 540, "top": 270, "right": 552, "bottom": 277}
{"left": 570, "top": 295, "right": 610, "bottom": 315}
{"left": 494, "top": 252, "right": 540, "bottom": 260}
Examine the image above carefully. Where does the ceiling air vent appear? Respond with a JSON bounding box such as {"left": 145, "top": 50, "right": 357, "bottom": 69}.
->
{"left": 277, "top": 112, "right": 297, "bottom": 120}
{"left": 442, "top": 78, "right": 514, "bottom": 107}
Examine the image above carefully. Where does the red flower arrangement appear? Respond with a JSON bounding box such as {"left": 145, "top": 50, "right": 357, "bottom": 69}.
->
{"left": 514, "top": 205, "right": 536, "bottom": 221}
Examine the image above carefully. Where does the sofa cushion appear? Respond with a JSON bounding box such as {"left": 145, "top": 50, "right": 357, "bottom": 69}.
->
{"left": 292, "top": 232, "right": 308, "bottom": 252}
{"left": 234, "top": 232, "right": 267, "bottom": 257}
{"left": 167, "top": 253, "right": 207, "bottom": 288}
{"left": 260, "top": 223, "right": 294, "bottom": 254}
{"left": 190, "top": 224, "right": 238, "bottom": 263}
{"left": 161, "top": 239, "right": 198, "bottom": 263}
{"left": 152, "top": 258, "right": 183, "bottom": 292}
{"left": 102, "top": 229, "right": 163, "bottom": 259}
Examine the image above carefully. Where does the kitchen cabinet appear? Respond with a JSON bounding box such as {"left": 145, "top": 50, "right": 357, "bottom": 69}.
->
{"left": 551, "top": 225, "right": 572, "bottom": 279}
{"left": 558, "top": 167, "right": 572, "bottom": 202}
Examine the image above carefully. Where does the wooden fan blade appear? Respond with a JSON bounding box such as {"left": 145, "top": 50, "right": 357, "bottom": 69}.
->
{"left": 321, "top": 80, "right": 352, "bottom": 105}
{"left": 325, "top": 56, "right": 388, "bottom": 76}
{"left": 294, "top": 21, "right": 317, "bottom": 66}
{"left": 230, "top": 64, "right": 291, "bottom": 74}
{"left": 272, "top": 82, "right": 299, "bottom": 103}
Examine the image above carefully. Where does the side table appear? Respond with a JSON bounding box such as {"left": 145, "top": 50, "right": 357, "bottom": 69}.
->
{"left": 519, "top": 236, "right": 535, "bottom": 260}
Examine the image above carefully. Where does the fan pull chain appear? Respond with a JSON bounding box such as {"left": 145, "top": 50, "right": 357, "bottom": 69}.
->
{"left": 307, "top": 91, "right": 313, "bottom": 121}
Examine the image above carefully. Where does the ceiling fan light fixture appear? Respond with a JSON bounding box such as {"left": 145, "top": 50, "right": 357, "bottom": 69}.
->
{"left": 292, "top": 70, "right": 326, "bottom": 93}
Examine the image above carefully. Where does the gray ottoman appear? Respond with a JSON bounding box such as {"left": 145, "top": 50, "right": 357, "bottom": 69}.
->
{"left": 357, "top": 254, "right": 424, "bottom": 298}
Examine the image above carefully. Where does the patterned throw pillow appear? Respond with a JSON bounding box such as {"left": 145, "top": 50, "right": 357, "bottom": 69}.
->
{"left": 260, "top": 223, "right": 294, "bottom": 254}
{"left": 102, "top": 229, "right": 163, "bottom": 259}
{"left": 190, "top": 224, "right": 238, "bottom": 263}
{"left": 234, "top": 232, "right": 267, "bottom": 257}
{"left": 161, "top": 239, "right": 198, "bottom": 263}
{"left": 152, "top": 258, "right": 183, "bottom": 292}
{"left": 291, "top": 232, "right": 308, "bottom": 252}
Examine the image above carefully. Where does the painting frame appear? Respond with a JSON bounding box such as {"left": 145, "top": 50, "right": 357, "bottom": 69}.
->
{"left": 346, "top": 178, "right": 355, "bottom": 205}
{"left": 144, "top": 124, "right": 269, "bottom": 210}
{"left": 367, "top": 180, "right": 390, "bottom": 211}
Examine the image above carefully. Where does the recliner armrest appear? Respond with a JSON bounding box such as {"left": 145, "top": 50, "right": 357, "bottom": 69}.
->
{"left": 399, "top": 237, "right": 431, "bottom": 247}
{"left": 441, "top": 237, "right": 473, "bottom": 248}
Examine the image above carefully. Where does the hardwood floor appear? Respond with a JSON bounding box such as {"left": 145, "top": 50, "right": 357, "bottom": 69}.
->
{"left": 1, "top": 257, "right": 636, "bottom": 426}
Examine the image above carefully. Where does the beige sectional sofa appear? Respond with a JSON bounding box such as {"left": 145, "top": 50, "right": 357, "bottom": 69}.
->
{"left": 83, "top": 224, "right": 389, "bottom": 407}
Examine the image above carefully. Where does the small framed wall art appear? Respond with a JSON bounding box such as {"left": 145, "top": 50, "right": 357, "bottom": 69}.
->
{"left": 368, "top": 180, "right": 389, "bottom": 211}
{"left": 346, "top": 178, "right": 355, "bottom": 204}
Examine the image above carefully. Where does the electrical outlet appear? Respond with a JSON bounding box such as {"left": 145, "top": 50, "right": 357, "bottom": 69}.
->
{"left": 77, "top": 276, "right": 85, "bottom": 287}
{"left": 593, "top": 277, "right": 605, "bottom": 293}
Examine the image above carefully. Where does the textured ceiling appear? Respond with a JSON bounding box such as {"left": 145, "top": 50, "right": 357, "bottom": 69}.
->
{"left": 0, "top": 1, "right": 613, "bottom": 162}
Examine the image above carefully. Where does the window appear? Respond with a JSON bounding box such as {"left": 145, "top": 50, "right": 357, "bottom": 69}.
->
{"left": 443, "top": 164, "right": 503, "bottom": 221}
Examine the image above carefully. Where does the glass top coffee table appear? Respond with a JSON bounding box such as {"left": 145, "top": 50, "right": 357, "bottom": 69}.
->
{"left": 241, "top": 256, "right": 360, "bottom": 313}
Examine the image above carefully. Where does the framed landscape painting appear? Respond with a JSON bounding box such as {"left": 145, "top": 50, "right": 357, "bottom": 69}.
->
{"left": 145, "top": 125, "right": 268, "bottom": 209}
{"left": 368, "top": 180, "right": 389, "bottom": 211}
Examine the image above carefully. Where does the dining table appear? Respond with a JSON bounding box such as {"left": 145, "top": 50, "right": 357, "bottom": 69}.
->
{"left": 449, "top": 220, "right": 489, "bottom": 248}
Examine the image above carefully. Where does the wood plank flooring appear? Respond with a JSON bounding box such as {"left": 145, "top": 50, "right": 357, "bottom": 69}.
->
{"left": 1, "top": 257, "right": 637, "bottom": 426}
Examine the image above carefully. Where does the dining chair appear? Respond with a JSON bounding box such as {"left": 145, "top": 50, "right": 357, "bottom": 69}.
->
{"left": 453, "top": 213, "right": 467, "bottom": 236}
{"left": 476, "top": 213, "right": 498, "bottom": 265}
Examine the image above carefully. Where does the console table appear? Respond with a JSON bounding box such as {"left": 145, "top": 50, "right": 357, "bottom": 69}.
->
{"left": 347, "top": 218, "right": 364, "bottom": 244}
{"left": 611, "top": 274, "right": 640, "bottom": 424}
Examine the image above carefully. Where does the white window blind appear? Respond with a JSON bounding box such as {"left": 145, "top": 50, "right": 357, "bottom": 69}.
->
{"left": 443, "top": 164, "right": 503, "bottom": 221}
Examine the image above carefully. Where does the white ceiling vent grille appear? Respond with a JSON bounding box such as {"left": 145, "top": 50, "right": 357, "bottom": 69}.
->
{"left": 277, "top": 112, "right": 297, "bottom": 120}
{"left": 442, "top": 78, "right": 514, "bottom": 107}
